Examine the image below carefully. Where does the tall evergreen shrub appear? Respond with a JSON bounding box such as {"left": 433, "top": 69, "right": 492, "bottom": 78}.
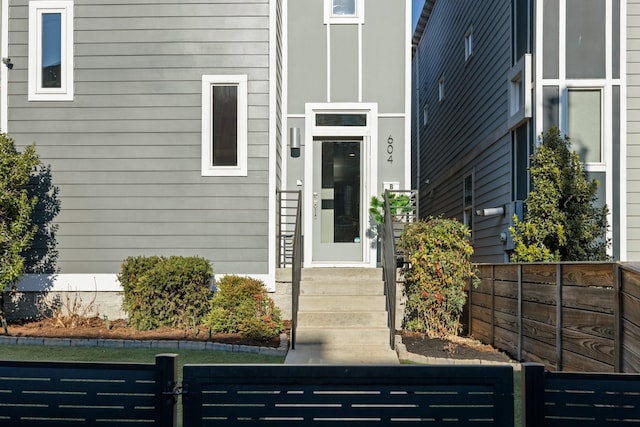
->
{"left": 510, "top": 128, "right": 609, "bottom": 261}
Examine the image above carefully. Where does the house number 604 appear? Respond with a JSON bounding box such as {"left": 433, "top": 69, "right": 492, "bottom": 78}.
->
{"left": 387, "top": 136, "right": 394, "bottom": 163}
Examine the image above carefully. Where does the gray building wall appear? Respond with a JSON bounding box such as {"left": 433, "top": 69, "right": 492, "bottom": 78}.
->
{"left": 628, "top": 0, "right": 640, "bottom": 259}
{"left": 7, "top": 0, "right": 274, "bottom": 276}
{"left": 286, "top": 0, "right": 409, "bottom": 194}
{"left": 413, "top": 0, "right": 513, "bottom": 262}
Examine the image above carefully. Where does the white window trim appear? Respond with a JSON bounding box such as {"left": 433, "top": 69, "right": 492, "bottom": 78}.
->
{"left": 201, "top": 75, "right": 248, "bottom": 177}
{"left": 28, "top": 1, "right": 74, "bottom": 101}
{"left": 507, "top": 53, "right": 532, "bottom": 129}
{"left": 324, "top": 0, "right": 364, "bottom": 24}
{"left": 563, "top": 86, "right": 606, "bottom": 168}
{"left": 465, "top": 26, "right": 474, "bottom": 62}
{"left": 438, "top": 75, "right": 445, "bottom": 102}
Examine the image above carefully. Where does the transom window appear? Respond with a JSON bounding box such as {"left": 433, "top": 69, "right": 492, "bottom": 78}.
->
{"left": 201, "top": 75, "right": 248, "bottom": 177}
{"left": 28, "top": 1, "right": 74, "bottom": 101}
{"left": 324, "top": 0, "right": 364, "bottom": 24}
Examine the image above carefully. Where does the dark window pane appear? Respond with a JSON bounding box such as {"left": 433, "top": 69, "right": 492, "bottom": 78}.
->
{"left": 316, "top": 114, "right": 366, "bottom": 127}
{"left": 42, "top": 13, "right": 62, "bottom": 88}
{"left": 566, "top": 0, "right": 606, "bottom": 78}
{"left": 543, "top": 86, "right": 559, "bottom": 131}
{"left": 212, "top": 85, "right": 238, "bottom": 167}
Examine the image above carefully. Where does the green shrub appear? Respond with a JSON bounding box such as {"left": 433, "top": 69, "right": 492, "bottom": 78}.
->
{"left": 118, "top": 256, "right": 213, "bottom": 330}
{"left": 203, "top": 275, "right": 283, "bottom": 341}
{"left": 369, "top": 193, "right": 411, "bottom": 225}
{"left": 397, "top": 217, "right": 477, "bottom": 338}
{"left": 510, "top": 128, "right": 609, "bottom": 261}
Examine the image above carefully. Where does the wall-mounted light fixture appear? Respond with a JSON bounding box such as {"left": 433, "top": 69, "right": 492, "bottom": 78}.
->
{"left": 289, "top": 127, "right": 301, "bottom": 157}
{"left": 2, "top": 57, "right": 12, "bottom": 70}
{"left": 476, "top": 206, "right": 505, "bottom": 217}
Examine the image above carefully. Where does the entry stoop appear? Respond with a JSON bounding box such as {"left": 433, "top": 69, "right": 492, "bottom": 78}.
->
{"left": 285, "top": 268, "right": 399, "bottom": 364}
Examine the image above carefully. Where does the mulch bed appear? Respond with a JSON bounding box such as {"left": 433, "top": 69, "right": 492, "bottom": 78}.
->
{"left": 401, "top": 331, "right": 514, "bottom": 362}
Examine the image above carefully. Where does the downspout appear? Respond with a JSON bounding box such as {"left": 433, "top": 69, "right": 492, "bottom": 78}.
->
{"left": 413, "top": 44, "right": 421, "bottom": 217}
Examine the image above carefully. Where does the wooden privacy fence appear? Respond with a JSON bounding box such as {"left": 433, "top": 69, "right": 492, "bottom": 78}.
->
{"left": 470, "top": 262, "right": 640, "bottom": 372}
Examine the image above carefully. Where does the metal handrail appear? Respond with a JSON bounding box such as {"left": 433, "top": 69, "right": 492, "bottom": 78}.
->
{"left": 277, "top": 191, "right": 301, "bottom": 267}
{"left": 381, "top": 190, "right": 397, "bottom": 349}
{"left": 290, "top": 190, "right": 302, "bottom": 350}
{"left": 381, "top": 189, "right": 418, "bottom": 349}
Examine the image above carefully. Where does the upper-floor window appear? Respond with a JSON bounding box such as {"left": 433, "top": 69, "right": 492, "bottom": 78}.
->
{"left": 201, "top": 75, "right": 248, "bottom": 176}
{"left": 438, "top": 76, "right": 445, "bottom": 102}
{"left": 423, "top": 104, "right": 428, "bottom": 126}
{"left": 464, "top": 27, "right": 474, "bottom": 62}
{"left": 566, "top": 88, "right": 603, "bottom": 164}
{"left": 28, "top": 1, "right": 74, "bottom": 101}
{"left": 324, "top": 0, "right": 364, "bottom": 24}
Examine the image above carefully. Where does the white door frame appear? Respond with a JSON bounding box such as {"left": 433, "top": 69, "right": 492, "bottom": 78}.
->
{"left": 304, "top": 102, "right": 378, "bottom": 268}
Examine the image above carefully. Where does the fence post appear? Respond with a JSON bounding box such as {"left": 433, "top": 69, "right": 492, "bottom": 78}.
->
{"left": 491, "top": 265, "right": 495, "bottom": 347}
{"left": 614, "top": 263, "right": 622, "bottom": 373}
{"left": 521, "top": 363, "right": 545, "bottom": 427}
{"left": 556, "top": 263, "right": 563, "bottom": 371}
{"left": 518, "top": 264, "right": 523, "bottom": 361}
{"left": 155, "top": 354, "right": 178, "bottom": 427}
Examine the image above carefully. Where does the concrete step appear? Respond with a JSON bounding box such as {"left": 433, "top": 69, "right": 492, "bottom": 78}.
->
{"left": 297, "top": 311, "right": 388, "bottom": 328}
{"left": 298, "top": 295, "right": 387, "bottom": 312}
{"left": 285, "top": 344, "right": 399, "bottom": 364}
{"left": 300, "top": 281, "right": 384, "bottom": 296}
{"left": 295, "top": 327, "right": 390, "bottom": 347}
{"left": 301, "top": 268, "right": 382, "bottom": 282}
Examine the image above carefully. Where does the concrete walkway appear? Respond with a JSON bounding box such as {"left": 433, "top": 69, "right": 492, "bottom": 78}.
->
{"left": 285, "top": 343, "right": 399, "bottom": 364}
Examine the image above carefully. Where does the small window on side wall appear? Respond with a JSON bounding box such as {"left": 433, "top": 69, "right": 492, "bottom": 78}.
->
{"left": 465, "top": 27, "right": 474, "bottom": 62}
{"left": 438, "top": 76, "right": 445, "bottom": 103}
{"left": 28, "top": 1, "right": 74, "bottom": 101}
{"left": 324, "top": 0, "right": 364, "bottom": 24}
{"left": 201, "top": 75, "right": 248, "bottom": 177}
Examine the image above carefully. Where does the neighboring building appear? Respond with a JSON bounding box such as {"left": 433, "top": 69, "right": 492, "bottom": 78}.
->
{"left": 412, "top": 0, "right": 627, "bottom": 262}
{"left": 0, "top": 0, "right": 410, "bottom": 301}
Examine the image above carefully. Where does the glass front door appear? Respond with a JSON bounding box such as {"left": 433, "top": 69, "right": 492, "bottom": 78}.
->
{"left": 312, "top": 140, "right": 363, "bottom": 262}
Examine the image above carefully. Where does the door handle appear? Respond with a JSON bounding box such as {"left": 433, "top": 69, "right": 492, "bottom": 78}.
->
{"left": 313, "top": 192, "right": 319, "bottom": 219}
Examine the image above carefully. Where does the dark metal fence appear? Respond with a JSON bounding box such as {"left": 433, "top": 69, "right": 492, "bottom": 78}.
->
{"left": 523, "top": 363, "right": 640, "bottom": 426}
{"left": 5, "top": 357, "right": 640, "bottom": 427}
{"left": 470, "top": 262, "right": 640, "bottom": 372}
{"left": 182, "top": 364, "right": 514, "bottom": 426}
{"left": 0, "top": 354, "right": 177, "bottom": 427}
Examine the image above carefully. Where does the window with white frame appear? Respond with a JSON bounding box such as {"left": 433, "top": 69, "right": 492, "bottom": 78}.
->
{"left": 201, "top": 75, "right": 248, "bottom": 177}
{"left": 507, "top": 53, "right": 532, "bottom": 129}
{"left": 464, "top": 27, "right": 474, "bottom": 62}
{"left": 28, "top": 1, "right": 74, "bottom": 101}
{"left": 324, "top": 0, "right": 364, "bottom": 24}
{"left": 566, "top": 88, "right": 603, "bottom": 164}
{"left": 438, "top": 76, "right": 445, "bottom": 102}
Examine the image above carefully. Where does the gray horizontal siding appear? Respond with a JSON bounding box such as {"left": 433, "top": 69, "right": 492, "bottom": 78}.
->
{"left": 414, "top": 0, "right": 512, "bottom": 262}
{"left": 628, "top": 0, "right": 640, "bottom": 259}
{"left": 8, "top": 0, "right": 273, "bottom": 275}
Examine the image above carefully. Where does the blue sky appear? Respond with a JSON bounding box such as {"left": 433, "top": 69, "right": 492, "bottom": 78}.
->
{"left": 412, "top": 0, "right": 424, "bottom": 32}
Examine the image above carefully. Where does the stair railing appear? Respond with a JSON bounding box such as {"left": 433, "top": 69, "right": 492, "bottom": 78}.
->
{"left": 290, "top": 190, "right": 302, "bottom": 350}
{"left": 381, "top": 190, "right": 397, "bottom": 350}
{"left": 381, "top": 189, "right": 418, "bottom": 350}
{"left": 276, "top": 191, "right": 301, "bottom": 267}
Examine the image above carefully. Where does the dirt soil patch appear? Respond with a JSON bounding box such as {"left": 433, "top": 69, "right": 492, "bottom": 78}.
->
{"left": 5, "top": 317, "right": 282, "bottom": 348}
{"left": 401, "top": 331, "right": 514, "bottom": 362}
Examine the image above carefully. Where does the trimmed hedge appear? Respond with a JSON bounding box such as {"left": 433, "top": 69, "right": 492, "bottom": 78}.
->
{"left": 203, "top": 275, "right": 283, "bottom": 341}
{"left": 118, "top": 256, "right": 213, "bottom": 330}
